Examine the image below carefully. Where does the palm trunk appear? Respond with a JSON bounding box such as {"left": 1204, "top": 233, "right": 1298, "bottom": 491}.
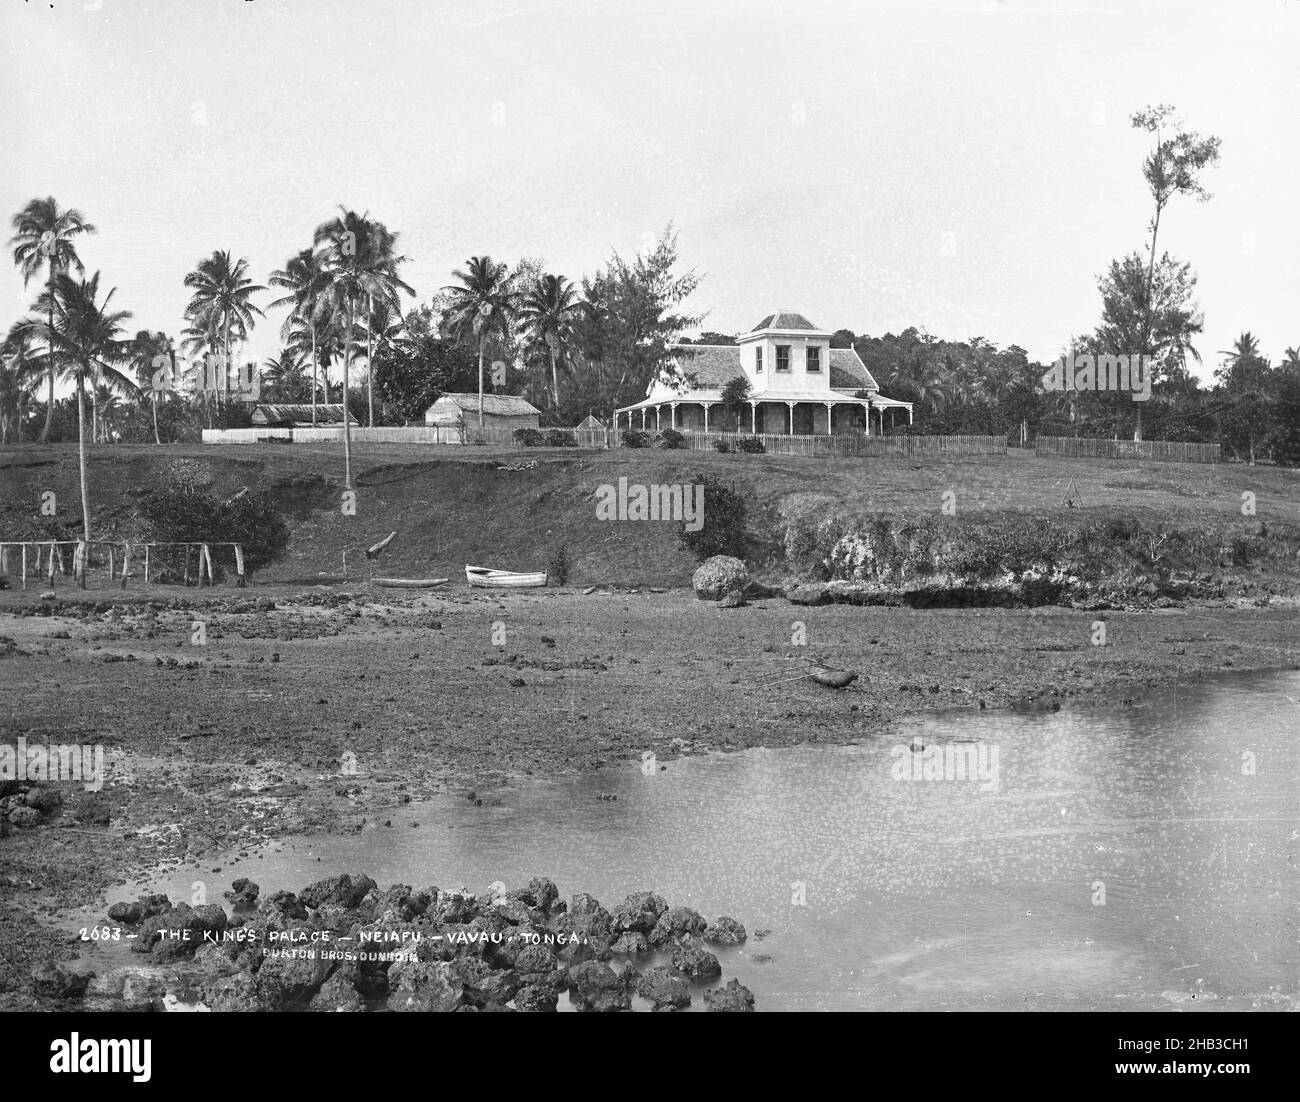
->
{"left": 91, "top": 390, "right": 99, "bottom": 444}
{"left": 342, "top": 302, "right": 353, "bottom": 489}
{"left": 40, "top": 272, "right": 56, "bottom": 443}
{"left": 311, "top": 323, "right": 318, "bottom": 427}
{"left": 224, "top": 321, "right": 232, "bottom": 401}
{"left": 550, "top": 346, "right": 559, "bottom": 410}
{"left": 366, "top": 292, "right": 374, "bottom": 428}
{"left": 76, "top": 372, "right": 92, "bottom": 542}
{"left": 477, "top": 340, "right": 485, "bottom": 428}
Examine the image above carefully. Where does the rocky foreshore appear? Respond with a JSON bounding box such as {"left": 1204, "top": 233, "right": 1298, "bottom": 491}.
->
{"left": 64, "top": 875, "right": 755, "bottom": 1012}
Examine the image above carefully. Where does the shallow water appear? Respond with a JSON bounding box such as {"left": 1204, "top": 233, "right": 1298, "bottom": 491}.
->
{"left": 114, "top": 669, "right": 1299, "bottom": 1011}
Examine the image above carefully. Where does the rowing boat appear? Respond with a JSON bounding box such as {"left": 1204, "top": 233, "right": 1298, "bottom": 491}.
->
{"left": 465, "top": 564, "right": 548, "bottom": 588}
{"left": 373, "top": 577, "right": 449, "bottom": 589}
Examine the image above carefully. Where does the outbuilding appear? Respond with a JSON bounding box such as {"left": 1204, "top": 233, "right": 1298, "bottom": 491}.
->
{"left": 424, "top": 393, "right": 541, "bottom": 434}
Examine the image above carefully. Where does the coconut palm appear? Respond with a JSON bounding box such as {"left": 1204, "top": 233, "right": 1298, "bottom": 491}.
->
{"left": 131, "top": 330, "right": 178, "bottom": 444}
{"left": 24, "top": 272, "right": 133, "bottom": 542}
{"left": 8, "top": 197, "right": 97, "bottom": 442}
{"left": 268, "top": 247, "right": 332, "bottom": 425}
{"left": 442, "top": 256, "right": 518, "bottom": 427}
{"left": 517, "top": 273, "right": 581, "bottom": 409}
{"left": 262, "top": 349, "right": 310, "bottom": 402}
{"left": 314, "top": 208, "right": 414, "bottom": 481}
{"left": 0, "top": 321, "right": 43, "bottom": 443}
{"left": 182, "top": 250, "right": 265, "bottom": 400}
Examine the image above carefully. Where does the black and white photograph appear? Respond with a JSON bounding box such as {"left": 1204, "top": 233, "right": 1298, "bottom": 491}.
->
{"left": 0, "top": 0, "right": 1296, "bottom": 1074}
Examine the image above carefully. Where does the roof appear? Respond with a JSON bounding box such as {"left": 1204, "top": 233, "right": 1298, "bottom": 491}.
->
{"left": 576, "top": 414, "right": 606, "bottom": 429}
{"left": 251, "top": 403, "right": 346, "bottom": 424}
{"left": 663, "top": 344, "right": 880, "bottom": 392}
{"left": 427, "top": 393, "right": 541, "bottom": 417}
{"left": 751, "top": 311, "right": 818, "bottom": 332}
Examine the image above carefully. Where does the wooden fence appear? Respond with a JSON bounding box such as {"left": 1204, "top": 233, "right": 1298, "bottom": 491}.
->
{"left": 1034, "top": 436, "right": 1220, "bottom": 464}
{"left": 0, "top": 539, "right": 246, "bottom": 590}
{"left": 670, "top": 431, "right": 1009, "bottom": 457}
{"left": 202, "top": 425, "right": 612, "bottom": 447}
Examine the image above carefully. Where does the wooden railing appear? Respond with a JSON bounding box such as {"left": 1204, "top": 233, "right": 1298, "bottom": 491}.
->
{"left": 1034, "top": 436, "right": 1220, "bottom": 463}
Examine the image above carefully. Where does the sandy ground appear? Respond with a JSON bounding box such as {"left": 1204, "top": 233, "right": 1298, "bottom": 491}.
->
{"left": 1, "top": 582, "right": 1298, "bottom": 1005}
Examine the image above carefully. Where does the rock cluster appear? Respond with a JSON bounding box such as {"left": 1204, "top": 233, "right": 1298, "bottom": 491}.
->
{"left": 0, "top": 782, "right": 63, "bottom": 828}
{"left": 81, "top": 875, "right": 754, "bottom": 1013}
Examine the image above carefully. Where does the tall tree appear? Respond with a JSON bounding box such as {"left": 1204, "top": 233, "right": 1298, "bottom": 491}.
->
{"left": 1127, "top": 105, "right": 1221, "bottom": 440}
{"left": 518, "top": 273, "right": 581, "bottom": 409}
{"left": 1214, "top": 332, "right": 1272, "bottom": 464}
{"left": 130, "top": 330, "right": 177, "bottom": 445}
{"left": 182, "top": 250, "right": 265, "bottom": 400}
{"left": 24, "top": 272, "right": 133, "bottom": 541}
{"left": 8, "top": 198, "right": 97, "bottom": 442}
{"left": 441, "top": 256, "right": 518, "bottom": 427}
{"left": 268, "top": 247, "right": 332, "bottom": 425}
{"left": 0, "top": 321, "right": 42, "bottom": 443}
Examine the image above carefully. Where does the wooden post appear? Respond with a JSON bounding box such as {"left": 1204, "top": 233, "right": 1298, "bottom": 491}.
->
{"left": 75, "top": 541, "right": 87, "bottom": 589}
{"left": 107, "top": 544, "right": 114, "bottom": 581}
{"left": 21, "top": 544, "right": 27, "bottom": 591}
{"left": 120, "top": 542, "right": 131, "bottom": 589}
{"left": 48, "top": 541, "right": 56, "bottom": 585}
{"left": 233, "top": 543, "right": 246, "bottom": 588}
{"left": 184, "top": 544, "right": 190, "bottom": 586}
{"left": 203, "top": 544, "right": 215, "bottom": 587}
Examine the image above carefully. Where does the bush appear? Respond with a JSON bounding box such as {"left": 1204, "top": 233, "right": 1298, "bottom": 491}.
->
{"left": 678, "top": 475, "right": 748, "bottom": 561}
{"left": 513, "top": 427, "right": 545, "bottom": 446}
{"left": 656, "top": 428, "right": 686, "bottom": 449}
{"left": 712, "top": 439, "right": 731, "bottom": 453}
{"left": 137, "top": 475, "right": 290, "bottom": 578}
{"left": 736, "top": 436, "right": 766, "bottom": 454}
{"left": 542, "top": 428, "right": 577, "bottom": 447}
{"left": 621, "top": 429, "right": 652, "bottom": 449}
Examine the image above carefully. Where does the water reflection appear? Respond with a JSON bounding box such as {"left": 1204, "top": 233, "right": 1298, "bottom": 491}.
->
{"left": 122, "top": 669, "right": 1299, "bottom": 1011}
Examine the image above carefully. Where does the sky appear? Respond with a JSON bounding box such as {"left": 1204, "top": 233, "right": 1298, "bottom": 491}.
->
{"left": 2, "top": 0, "right": 1297, "bottom": 386}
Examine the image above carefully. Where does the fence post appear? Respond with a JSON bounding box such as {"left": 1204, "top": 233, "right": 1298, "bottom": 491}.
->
{"left": 75, "top": 540, "right": 87, "bottom": 589}
{"left": 21, "top": 544, "right": 27, "bottom": 590}
{"left": 144, "top": 544, "right": 150, "bottom": 585}
{"left": 121, "top": 542, "right": 131, "bottom": 589}
{"left": 233, "top": 543, "right": 246, "bottom": 587}
{"left": 203, "top": 544, "right": 215, "bottom": 587}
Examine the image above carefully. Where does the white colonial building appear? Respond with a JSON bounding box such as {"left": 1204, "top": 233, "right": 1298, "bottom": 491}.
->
{"left": 614, "top": 311, "right": 913, "bottom": 435}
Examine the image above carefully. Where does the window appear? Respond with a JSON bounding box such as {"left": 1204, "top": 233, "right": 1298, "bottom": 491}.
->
{"left": 776, "top": 345, "right": 791, "bottom": 372}
{"left": 807, "top": 345, "right": 821, "bottom": 372}
{"left": 755, "top": 347, "right": 763, "bottom": 372}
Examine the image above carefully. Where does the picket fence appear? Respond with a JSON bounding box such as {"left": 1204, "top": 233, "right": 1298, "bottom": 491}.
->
{"left": 1034, "top": 436, "right": 1220, "bottom": 464}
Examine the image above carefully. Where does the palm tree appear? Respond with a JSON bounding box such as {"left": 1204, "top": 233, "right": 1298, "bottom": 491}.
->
{"left": 314, "top": 209, "right": 415, "bottom": 479}
{"left": 8, "top": 197, "right": 97, "bottom": 442}
{"left": 24, "top": 272, "right": 133, "bottom": 542}
{"left": 131, "top": 330, "right": 177, "bottom": 444}
{"left": 268, "top": 247, "right": 331, "bottom": 426}
{"left": 1218, "top": 331, "right": 1263, "bottom": 372}
{"left": 0, "top": 321, "right": 43, "bottom": 443}
{"left": 442, "top": 256, "right": 518, "bottom": 427}
{"left": 262, "top": 349, "right": 309, "bottom": 402}
{"left": 518, "top": 273, "right": 580, "bottom": 409}
{"left": 182, "top": 250, "right": 265, "bottom": 400}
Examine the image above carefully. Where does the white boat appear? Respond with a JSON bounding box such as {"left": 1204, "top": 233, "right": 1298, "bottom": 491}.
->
{"left": 465, "top": 564, "right": 548, "bottom": 588}
{"left": 372, "top": 577, "right": 449, "bottom": 589}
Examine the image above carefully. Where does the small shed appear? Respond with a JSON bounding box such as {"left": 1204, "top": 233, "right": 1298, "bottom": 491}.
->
{"left": 252, "top": 403, "right": 346, "bottom": 427}
{"left": 576, "top": 413, "right": 606, "bottom": 431}
{"left": 424, "top": 393, "right": 541, "bottom": 433}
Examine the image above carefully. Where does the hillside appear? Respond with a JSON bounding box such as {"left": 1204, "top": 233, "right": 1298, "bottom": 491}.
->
{"left": 1, "top": 442, "right": 1297, "bottom": 590}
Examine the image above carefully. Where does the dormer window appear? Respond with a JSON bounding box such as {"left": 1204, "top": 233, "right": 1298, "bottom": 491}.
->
{"left": 776, "top": 345, "right": 791, "bottom": 372}
{"left": 807, "top": 346, "right": 821, "bottom": 372}
{"left": 755, "top": 347, "right": 763, "bottom": 373}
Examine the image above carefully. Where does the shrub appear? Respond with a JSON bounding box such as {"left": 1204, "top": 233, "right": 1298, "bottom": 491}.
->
{"left": 712, "top": 439, "right": 731, "bottom": 453}
{"left": 656, "top": 428, "right": 686, "bottom": 449}
{"left": 736, "top": 436, "right": 766, "bottom": 454}
{"left": 621, "top": 429, "right": 652, "bottom": 449}
{"left": 513, "top": 427, "right": 544, "bottom": 446}
{"left": 137, "top": 477, "right": 289, "bottom": 578}
{"left": 679, "top": 475, "right": 748, "bottom": 561}
{"left": 542, "top": 428, "right": 577, "bottom": 447}
{"left": 545, "top": 545, "right": 571, "bottom": 585}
